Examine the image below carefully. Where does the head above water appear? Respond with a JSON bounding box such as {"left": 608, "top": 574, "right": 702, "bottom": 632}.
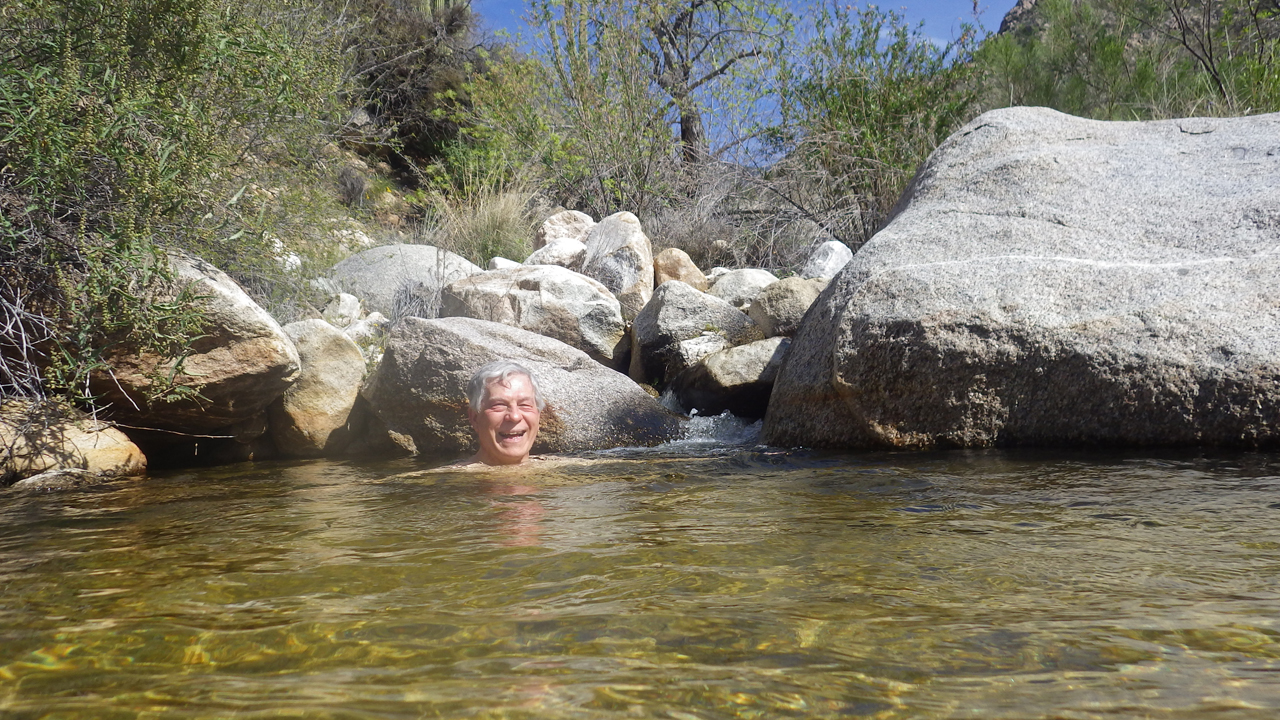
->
{"left": 466, "top": 360, "right": 545, "bottom": 466}
{"left": 467, "top": 360, "right": 546, "bottom": 413}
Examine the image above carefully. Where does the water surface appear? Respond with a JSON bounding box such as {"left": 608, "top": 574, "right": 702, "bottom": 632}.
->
{"left": 3, "top": 426, "right": 1280, "bottom": 718}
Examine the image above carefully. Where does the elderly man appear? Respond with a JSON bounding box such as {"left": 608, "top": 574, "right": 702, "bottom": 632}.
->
{"left": 465, "top": 360, "right": 545, "bottom": 466}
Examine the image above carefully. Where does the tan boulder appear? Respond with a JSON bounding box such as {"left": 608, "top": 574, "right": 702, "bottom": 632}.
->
{"left": 746, "top": 276, "right": 826, "bottom": 337}
{"left": 269, "top": 320, "right": 367, "bottom": 457}
{"left": 653, "top": 248, "right": 708, "bottom": 291}
{"left": 89, "top": 251, "right": 300, "bottom": 434}
{"left": 1, "top": 400, "right": 146, "bottom": 483}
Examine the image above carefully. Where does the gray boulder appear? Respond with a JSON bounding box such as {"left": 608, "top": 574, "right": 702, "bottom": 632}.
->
{"left": 708, "top": 268, "right": 778, "bottom": 309}
{"left": 747, "top": 276, "right": 825, "bottom": 337}
{"left": 801, "top": 240, "right": 853, "bottom": 279}
{"left": 269, "top": 320, "right": 367, "bottom": 457}
{"left": 764, "top": 107, "right": 1280, "bottom": 450}
{"left": 629, "top": 280, "right": 761, "bottom": 386}
{"left": 672, "top": 337, "right": 790, "bottom": 419}
{"left": 440, "top": 265, "right": 628, "bottom": 368}
{"left": 90, "top": 251, "right": 300, "bottom": 433}
{"left": 359, "top": 317, "right": 683, "bottom": 456}
{"left": 582, "top": 212, "right": 655, "bottom": 320}
{"left": 525, "top": 238, "right": 587, "bottom": 271}
{"left": 535, "top": 210, "right": 595, "bottom": 250}
{"left": 329, "top": 244, "right": 482, "bottom": 317}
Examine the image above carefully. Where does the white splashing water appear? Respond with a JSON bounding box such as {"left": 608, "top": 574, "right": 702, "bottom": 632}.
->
{"left": 658, "top": 390, "right": 762, "bottom": 448}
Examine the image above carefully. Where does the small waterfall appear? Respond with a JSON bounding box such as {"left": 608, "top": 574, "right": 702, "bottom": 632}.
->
{"left": 659, "top": 390, "right": 762, "bottom": 448}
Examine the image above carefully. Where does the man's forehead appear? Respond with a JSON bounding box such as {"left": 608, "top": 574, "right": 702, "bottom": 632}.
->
{"left": 483, "top": 374, "right": 534, "bottom": 396}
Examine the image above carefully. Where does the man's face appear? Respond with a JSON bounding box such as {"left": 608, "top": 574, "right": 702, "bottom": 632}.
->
{"left": 469, "top": 374, "right": 540, "bottom": 465}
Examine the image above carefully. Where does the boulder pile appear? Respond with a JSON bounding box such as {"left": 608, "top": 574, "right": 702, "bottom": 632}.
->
{"left": 5, "top": 206, "right": 838, "bottom": 484}
{"left": 17, "top": 105, "right": 1272, "bottom": 485}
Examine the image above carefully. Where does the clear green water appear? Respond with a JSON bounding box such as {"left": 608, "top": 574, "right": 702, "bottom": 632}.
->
{"left": 3, "top": 434, "right": 1280, "bottom": 718}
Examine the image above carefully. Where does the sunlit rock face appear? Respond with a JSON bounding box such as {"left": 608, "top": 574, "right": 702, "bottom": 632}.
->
{"left": 765, "top": 107, "right": 1280, "bottom": 450}
{"left": 329, "top": 243, "right": 482, "bottom": 318}
{"left": 269, "top": 320, "right": 367, "bottom": 458}
{"left": 439, "top": 265, "right": 627, "bottom": 370}
{"left": 360, "top": 317, "right": 683, "bottom": 457}
{"left": 581, "top": 212, "right": 654, "bottom": 321}
{"left": 628, "top": 280, "right": 761, "bottom": 388}
{"left": 90, "top": 251, "right": 300, "bottom": 435}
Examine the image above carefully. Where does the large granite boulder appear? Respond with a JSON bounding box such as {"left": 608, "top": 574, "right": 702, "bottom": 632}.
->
{"left": 581, "top": 212, "right": 655, "bottom": 320}
{"left": 360, "top": 317, "right": 683, "bottom": 456}
{"left": 764, "top": 107, "right": 1280, "bottom": 450}
{"left": 269, "top": 320, "right": 367, "bottom": 457}
{"left": 1, "top": 400, "right": 146, "bottom": 483}
{"left": 439, "top": 265, "right": 628, "bottom": 369}
{"left": 329, "top": 244, "right": 482, "bottom": 317}
{"left": 90, "top": 251, "right": 300, "bottom": 434}
{"left": 671, "top": 337, "right": 790, "bottom": 419}
{"left": 629, "top": 280, "right": 761, "bottom": 386}
{"left": 707, "top": 268, "right": 777, "bottom": 309}
{"left": 535, "top": 210, "right": 595, "bottom": 251}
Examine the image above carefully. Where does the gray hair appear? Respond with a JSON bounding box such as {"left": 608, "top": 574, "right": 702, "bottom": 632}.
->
{"left": 467, "top": 360, "right": 545, "bottom": 412}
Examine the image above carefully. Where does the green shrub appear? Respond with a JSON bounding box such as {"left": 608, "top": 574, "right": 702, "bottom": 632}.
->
{"left": 770, "top": 2, "right": 979, "bottom": 250}
{"left": 974, "top": 0, "right": 1280, "bottom": 119}
{"left": 0, "top": 0, "right": 351, "bottom": 408}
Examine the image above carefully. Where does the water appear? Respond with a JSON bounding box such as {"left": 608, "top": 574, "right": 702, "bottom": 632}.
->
{"left": 3, "top": 427, "right": 1280, "bottom": 718}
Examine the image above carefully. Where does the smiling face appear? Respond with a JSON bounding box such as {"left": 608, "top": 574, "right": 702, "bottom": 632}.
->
{"left": 468, "top": 373, "right": 541, "bottom": 465}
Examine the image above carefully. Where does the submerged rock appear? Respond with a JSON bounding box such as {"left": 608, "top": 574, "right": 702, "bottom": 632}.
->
{"left": 360, "top": 317, "right": 683, "bottom": 457}
{"left": 765, "top": 107, "right": 1280, "bottom": 450}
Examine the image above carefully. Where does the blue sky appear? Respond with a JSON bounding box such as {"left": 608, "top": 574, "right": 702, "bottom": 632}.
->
{"left": 471, "top": 0, "right": 1021, "bottom": 45}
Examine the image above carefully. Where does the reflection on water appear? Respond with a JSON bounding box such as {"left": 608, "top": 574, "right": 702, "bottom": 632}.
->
{"left": 2, "top": 445, "right": 1280, "bottom": 719}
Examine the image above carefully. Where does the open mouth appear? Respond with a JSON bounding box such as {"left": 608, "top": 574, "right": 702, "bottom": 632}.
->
{"left": 498, "top": 430, "right": 526, "bottom": 443}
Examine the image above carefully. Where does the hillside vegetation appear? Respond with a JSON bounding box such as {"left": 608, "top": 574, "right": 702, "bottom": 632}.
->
{"left": 2, "top": 0, "right": 1277, "bottom": 413}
